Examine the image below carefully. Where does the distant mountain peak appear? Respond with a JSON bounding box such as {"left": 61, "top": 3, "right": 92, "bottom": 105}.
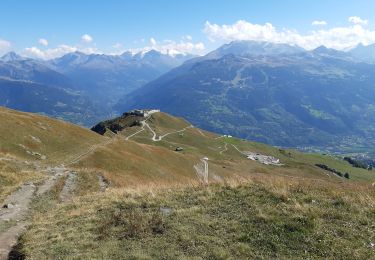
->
{"left": 313, "top": 45, "right": 329, "bottom": 51}
{"left": 354, "top": 42, "right": 365, "bottom": 49}
{"left": 1, "top": 51, "right": 26, "bottom": 62}
{"left": 205, "top": 40, "right": 305, "bottom": 59}
{"left": 133, "top": 49, "right": 166, "bottom": 59}
{"left": 49, "top": 51, "right": 91, "bottom": 69}
{"left": 65, "top": 51, "right": 87, "bottom": 58}
{"left": 120, "top": 51, "right": 134, "bottom": 59}
{"left": 349, "top": 42, "right": 375, "bottom": 63}
{"left": 73, "top": 50, "right": 86, "bottom": 55}
{"left": 143, "top": 49, "right": 163, "bottom": 58}
{"left": 309, "top": 45, "right": 352, "bottom": 60}
{"left": 129, "top": 49, "right": 195, "bottom": 62}
{"left": 312, "top": 45, "right": 337, "bottom": 54}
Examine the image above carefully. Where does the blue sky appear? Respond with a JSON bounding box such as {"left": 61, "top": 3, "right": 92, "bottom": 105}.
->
{"left": 1, "top": 0, "right": 375, "bottom": 58}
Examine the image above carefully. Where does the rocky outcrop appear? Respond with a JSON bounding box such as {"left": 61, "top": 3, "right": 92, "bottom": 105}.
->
{"left": 91, "top": 112, "right": 143, "bottom": 135}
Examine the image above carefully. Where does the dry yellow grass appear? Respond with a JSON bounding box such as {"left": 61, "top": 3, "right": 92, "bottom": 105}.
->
{"left": 19, "top": 174, "right": 375, "bottom": 259}
{"left": 0, "top": 106, "right": 104, "bottom": 165}
{"left": 2, "top": 106, "right": 375, "bottom": 259}
{"left": 2, "top": 107, "right": 373, "bottom": 197}
{"left": 0, "top": 155, "right": 44, "bottom": 203}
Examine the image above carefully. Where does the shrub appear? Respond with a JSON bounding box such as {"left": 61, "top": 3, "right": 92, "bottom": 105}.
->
{"left": 343, "top": 157, "right": 368, "bottom": 169}
{"left": 98, "top": 204, "right": 167, "bottom": 240}
{"left": 315, "top": 164, "right": 343, "bottom": 178}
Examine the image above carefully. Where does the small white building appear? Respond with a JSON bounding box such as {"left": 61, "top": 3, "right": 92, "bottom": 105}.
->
{"left": 244, "top": 152, "right": 282, "bottom": 166}
{"left": 128, "top": 109, "right": 160, "bottom": 117}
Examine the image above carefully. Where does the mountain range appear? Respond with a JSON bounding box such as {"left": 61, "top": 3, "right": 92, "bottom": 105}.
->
{"left": 116, "top": 41, "right": 375, "bottom": 152}
{"left": 0, "top": 50, "right": 193, "bottom": 125}
{"left": 47, "top": 50, "right": 194, "bottom": 103}
{"left": 1, "top": 41, "right": 375, "bottom": 152}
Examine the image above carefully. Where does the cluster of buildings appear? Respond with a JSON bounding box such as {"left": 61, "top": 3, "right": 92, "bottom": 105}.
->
{"left": 244, "top": 152, "right": 282, "bottom": 166}
{"left": 126, "top": 109, "right": 160, "bottom": 117}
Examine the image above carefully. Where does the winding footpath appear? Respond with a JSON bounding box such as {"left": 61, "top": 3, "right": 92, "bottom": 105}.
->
{"left": 157, "top": 125, "right": 194, "bottom": 141}
{"left": 0, "top": 166, "right": 67, "bottom": 259}
{"left": 125, "top": 117, "right": 150, "bottom": 141}
{"left": 0, "top": 183, "right": 37, "bottom": 258}
{"left": 125, "top": 115, "right": 194, "bottom": 142}
{"left": 219, "top": 143, "right": 228, "bottom": 155}
{"left": 196, "top": 128, "right": 206, "bottom": 137}
{"left": 125, "top": 127, "right": 145, "bottom": 141}
{"left": 64, "top": 138, "right": 114, "bottom": 166}
{"left": 59, "top": 171, "right": 77, "bottom": 202}
{"left": 0, "top": 136, "right": 113, "bottom": 259}
{"left": 231, "top": 144, "right": 245, "bottom": 155}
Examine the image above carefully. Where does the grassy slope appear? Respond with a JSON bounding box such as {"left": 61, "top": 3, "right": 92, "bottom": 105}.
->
{"left": 0, "top": 158, "right": 44, "bottom": 204}
{"left": 1, "top": 108, "right": 375, "bottom": 258}
{"left": 0, "top": 107, "right": 105, "bottom": 202}
{"left": 1, "top": 108, "right": 373, "bottom": 200}
{"left": 222, "top": 137, "right": 375, "bottom": 182}
{"left": 20, "top": 176, "right": 375, "bottom": 259}
{"left": 0, "top": 107, "right": 104, "bottom": 164}
{"left": 74, "top": 139, "right": 198, "bottom": 188}
{"left": 88, "top": 112, "right": 374, "bottom": 186}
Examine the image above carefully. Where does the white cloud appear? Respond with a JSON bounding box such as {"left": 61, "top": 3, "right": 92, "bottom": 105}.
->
{"left": 24, "top": 47, "right": 46, "bottom": 58}
{"left": 23, "top": 44, "right": 100, "bottom": 59}
{"left": 150, "top": 37, "right": 157, "bottom": 46}
{"left": 112, "top": 43, "right": 122, "bottom": 49}
{"left": 183, "top": 35, "right": 193, "bottom": 41}
{"left": 348, "top": 16, "right": 368, "bottom": 25}
{"left": 22, "top": 37, "right": 204, "bottom": 59}
{"left": 24, "top": 34, "right": 100, "bottom": 59}
{"left": 24, "top": 44, "right": 77, "bottom": 59}
{"left": 0, "top": 39, "right": 11, "bottom": 55}
{"left": 81, "top": 47, "right": 99, "bottom": 54}
{"left": 131, "top": 38, "right": 205, "bottom": 56}
{"left": 204, "top": 18, "right": 375, "bottom": 50}
{"left": 81, "top": 34, "right": 93, "bottom": 43}
{"left": 312, "top": 20, "right": 327, "bottom": 26}
{"left": 38, "top": 38, "right": 49, "bottom": 46}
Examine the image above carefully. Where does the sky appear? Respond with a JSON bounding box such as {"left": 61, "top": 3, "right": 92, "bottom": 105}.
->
{"left": 1, "top": 0, "right": 375, "bottom": 59}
